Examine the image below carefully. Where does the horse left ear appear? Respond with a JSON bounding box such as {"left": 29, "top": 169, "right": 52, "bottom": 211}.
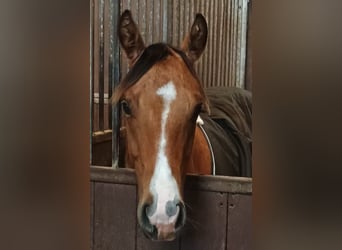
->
{"left": 118, "top": 10, "right": 145, "bottom": 67}
{"left": 181, "top": 14, "right": 208, "bottom": 63}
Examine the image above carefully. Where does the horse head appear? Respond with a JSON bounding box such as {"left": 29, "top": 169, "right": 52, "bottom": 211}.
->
{"left": 113, "top": 10, "right": 208, "bottom": 241}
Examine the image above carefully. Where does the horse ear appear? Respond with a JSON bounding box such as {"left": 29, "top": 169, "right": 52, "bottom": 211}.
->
{"left": 118, "top": 10, "right": 145, "bottom": 67}
{"left": 181, "top": 14, "right": 208, "bottom": 63}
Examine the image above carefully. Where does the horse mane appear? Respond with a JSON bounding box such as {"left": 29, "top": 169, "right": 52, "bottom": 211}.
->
{"left": 111, "top": 43, "right": 201, "bottom": 105}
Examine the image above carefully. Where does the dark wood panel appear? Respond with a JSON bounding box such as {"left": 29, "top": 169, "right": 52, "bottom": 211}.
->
{"left": 91, "top": 137, "right": 112, "bottom": 166}
{"left": 227, "top": 194, "right": 252, "bottom": 250}
{"left": 90, "top": 169, "right": 253, "bottom": 249}
{"left": 90, "top": 167, "right": 252, "bottom": 193}
{"left": 90, "top": 182, "right": 94, "bottom": 250}
{"left": 185, "top": 175, "right": 252, "bottom": 194}
{"left": 91, "top": 167, "right": 136, "bottom": 185}
{"left": 92, "top": 130, "right": 112, "bottom": 166}
{"left": 180, "top": 190, "right": 228, "bottom": 250}
{"left": 136, "top": 226, "right": 180, "bottom": 250}
{"left": 93, "top": 182, "right": 137, "bottom": 250}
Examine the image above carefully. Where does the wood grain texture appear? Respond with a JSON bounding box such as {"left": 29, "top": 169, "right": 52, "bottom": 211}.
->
{"left": 227, "top": 194, "right": 252, "bottom": 250}
{"left": 90, "top": 167, "right": 252, "bottom": 194}
{"left": 180, "top": 190, "right": 228, "bottom": 250}
{"left": 90, "top": 170, "right": 252, "bottom": 249}
{"left": 90, "top": 182, "right": 94, "bottom": 250}
{"left": 91, "top": 137, "right": 112, "bottom": 166}
{"left": 93, "top": 182, "right": 137, "bottom": 250}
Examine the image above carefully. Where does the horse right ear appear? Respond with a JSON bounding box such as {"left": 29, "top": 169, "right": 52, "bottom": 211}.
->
{"left": 181, "top": 14, "right": 208, "bottom": 64}
{"left": 118, "top": 10, "right": 145, "bottom": 67}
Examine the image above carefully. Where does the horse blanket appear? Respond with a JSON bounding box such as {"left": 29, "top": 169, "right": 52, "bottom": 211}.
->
{"left": 201, "top": 87, "right": 252, "bottom": 177}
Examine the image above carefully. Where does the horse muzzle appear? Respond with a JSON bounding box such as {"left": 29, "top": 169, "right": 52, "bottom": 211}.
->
{"left": 137, "top": 200, "right": 186, "bottom": 241}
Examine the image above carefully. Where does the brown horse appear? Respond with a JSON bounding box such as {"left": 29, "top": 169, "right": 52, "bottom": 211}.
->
{"left": 113, "top": 10, "right": 252, "bottom": 241}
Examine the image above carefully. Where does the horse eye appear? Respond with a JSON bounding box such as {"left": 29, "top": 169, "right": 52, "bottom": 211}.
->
{"left": 121, "top": 100, "right": 132, "bottom": 116}
{"left": 191, "top": 103, "right": 203, "bottom": 121}
{"left": 195, "top": 103, "right": 203, "bottom": 114}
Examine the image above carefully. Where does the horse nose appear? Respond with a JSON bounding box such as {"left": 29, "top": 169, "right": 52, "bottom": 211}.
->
{"left": 138, "top": 201, "right": 186, "bottom": 241}
{"left": 165, "top": 200, "right": 179, "bottom": 217}
{"left": 154, "top": 201, "right": 186, "bottom": 241}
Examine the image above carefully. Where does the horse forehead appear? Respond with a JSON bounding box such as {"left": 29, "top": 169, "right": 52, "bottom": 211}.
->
{"left": 156, "top": 81, "right": 177, "bottom": 101}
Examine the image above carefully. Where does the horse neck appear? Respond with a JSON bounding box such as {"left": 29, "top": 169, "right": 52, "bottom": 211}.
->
{"left": 185, "top": 125, "right": 212, "bottom": 175}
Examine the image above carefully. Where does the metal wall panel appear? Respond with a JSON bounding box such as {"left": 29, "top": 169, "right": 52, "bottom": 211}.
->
{"left": 91, "top": 0, "right": 120, "bottom": 166}
{"left": 120, "top": 0, "right": 249, "bottom": 88}
{"left": 91, "top": 0, "right": 114, "bottom": 132}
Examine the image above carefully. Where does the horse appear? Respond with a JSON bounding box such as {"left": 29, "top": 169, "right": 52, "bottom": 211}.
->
{"left": 112, "top": 10, "right": 252, "bottom": 241}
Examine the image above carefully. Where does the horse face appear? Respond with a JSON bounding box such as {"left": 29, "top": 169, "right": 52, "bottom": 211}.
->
{"left": 116, "top": 10, "right": 207, "bottom": 241}
{"left": 121, "top": 55, "right": 205, "bottom": 241}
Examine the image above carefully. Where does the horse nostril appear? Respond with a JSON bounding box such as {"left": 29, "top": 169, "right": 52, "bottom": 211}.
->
{"left": 175, "top": 202, "right": 186, "bottom": 231}
{"left": 145, "top": 203, "right": 157, "bottom": 218}
{"left": 165, "top": 200, "right": 179, "bottom": 217}
{"left": 138, "top": 203, "right": 156, "bottom": 237}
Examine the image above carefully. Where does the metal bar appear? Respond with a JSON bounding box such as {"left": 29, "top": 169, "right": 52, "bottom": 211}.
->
{"left": 162, "top": 0, "right": 168, "bottom": 42}
{"left": 208, "top": 0, "right": 214, "bottom": 87}
{"left": 90, "top": 0, "right": 95, "bottom": 164}
{"left": 229, "top": 0, "right": 235, "bottom": 86}
{"left": 108, "top": 0, "right": 114, "bottom": 129}
{"left": 245, "top": 0, "right": 252, "bottom": 90}
{"left": 226, "top": 0, "right": 230, "bottom": 86}
{"left": 98, "top": 0, "right": 105, "bottom": 131}
{"left": 111, "top": 0, "right": 120, "bottom": 168}
{"left": 146, "top": 0, "right": 153, "bottom": 44}
{"left": 217, "top": 0, "right": 224, "bottom": 87}
{"left": 232, "top": 0, "right": 238, "bottom": 86}
{"left": 240, "top": 0, "right": 248, "bottom": 89}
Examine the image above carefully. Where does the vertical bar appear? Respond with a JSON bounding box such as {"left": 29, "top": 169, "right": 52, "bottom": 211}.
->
{"left": 153, "top": 0, "right": 161, "bottom": 42}
{"left": 166, "top": 0, "right": 173, "bottom": 43}
{"left": 217, "top": 0, "right": 224, "bottom": 87}
{"left": 138, "top": 0, "right": 146, "bottom": 41}
{"left": 203, "top": 0, "right": 210, "bottom": 87}
{"left": 245, "top": 0, "right": 252, "bottom": 90}
{"left": 103, "top": 0, "right": 110, "bottom": 130}
{"left": 162, "top": 0, "right": 168, "bottom": 42}
{"left": 112, "top": 0, "right": 120, "bottom": 168}
{"left": 90, "top": 0, "right": 95, "bottom": 164}
{"left": 236, "top": 0, "right": 242, "bottom": 86}
{"left": 224, "top": 0, "right": 232, "bottom": 86}
{"left": 212, "top": 0, "right": 222, "bottom": 86}
{"left": 108, "top": 0, "right": 114, "bottom": 129}
{"left": 208, "top": 0, "right": 214, "bottom": 87}
{"left": 232, "top": 0, "right": 238, "bottom": 87}
{"left": 99, "top": 0, "right": 105, "bottom": 131}
{"left": 171, "top": 0, "right": 177, "bottom": 46}
{"left": 93, "top": 0, "right": 99, "bottom": 131}
{"left": 146, "top": 0, "right": 153, "bottom": 44}
{"left": 229, "top": 0, "right": 234, "bottom": 86}
{"left": 239, "top": 0, "right": 248, "bottom": 88}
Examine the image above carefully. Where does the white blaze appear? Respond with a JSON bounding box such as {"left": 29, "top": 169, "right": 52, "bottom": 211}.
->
{"left": 148, "top": 81, "right": 180, "bottom": 225}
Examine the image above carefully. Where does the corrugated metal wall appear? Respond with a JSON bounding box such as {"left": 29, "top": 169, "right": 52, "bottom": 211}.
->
{"left": 91, "top": 0, "right": 119, "bottom": 132}
{"left": 91, "top": 0, "right": 249, "bottom": 165}
{"left": 120, "top": 0, "right": 249, "bottom": 88}
{"left": 91, "top": 0, "right": 120, "bottom": 165}
{"left": 91, "top": 0, "right": 249, "bottom": 132}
